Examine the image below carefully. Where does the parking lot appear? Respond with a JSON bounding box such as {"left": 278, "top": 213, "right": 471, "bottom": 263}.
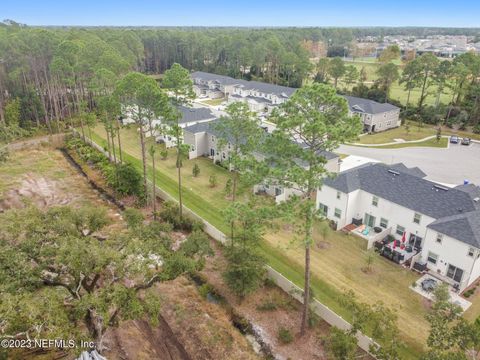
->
{"left": 337, "top": 141, "right": 480, "bottom": 186}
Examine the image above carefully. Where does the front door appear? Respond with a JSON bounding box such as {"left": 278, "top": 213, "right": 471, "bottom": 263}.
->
{"left": 447, "top": 265, "right": 464, "bottom": 283}
{"left": 409, "top": 234, "right": 423, "bottom": 249}
{"left": 364, "top": 213, "right": 376, "bottom": 228}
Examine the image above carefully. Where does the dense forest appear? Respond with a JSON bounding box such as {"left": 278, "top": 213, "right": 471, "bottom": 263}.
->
{"left": 1, "top": 20, "right": 480, "bottom": 140}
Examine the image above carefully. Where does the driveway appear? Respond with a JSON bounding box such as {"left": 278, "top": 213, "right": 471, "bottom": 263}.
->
{"left": 337, "top": 142, "right": 480, "bottom": 185}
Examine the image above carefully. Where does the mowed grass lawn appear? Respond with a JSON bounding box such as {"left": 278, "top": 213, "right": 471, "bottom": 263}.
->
{"left": 264, "top": 223, "right": 427, "bottom": 354}
{"left": 357, "top": 124, "right": 480, "bottom": 145}
{"left": 88, "top": 124, "right": 480, "bottom": 359}
{"left": 341, "top": 59, "right": 453, "bottom": 107}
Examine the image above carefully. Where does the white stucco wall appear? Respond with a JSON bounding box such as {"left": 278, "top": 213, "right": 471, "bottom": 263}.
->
{"left": 422, "top": 229, "right": 480, "bottom": 290}
{"left": 316, "top": 185, "right": 435, "bottom": 242}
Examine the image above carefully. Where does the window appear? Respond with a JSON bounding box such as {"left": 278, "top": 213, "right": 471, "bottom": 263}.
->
{"left": 372, "top": 196, "right": 379, "bottom": 207}
{"left": 222, "top": 152, "right": 226, "bottom": 159}
{"left": 190, "top": 145, "right": 196, "bottom": 152}
{"left": 318, "top": 203, "right": 328, "bottom": 216}
{"left": 380, "top": 218, "right": 389, "bottom": 229}
{"left": 468, "top": 247, "right": 475, "bottom": 257}
{"left": 336, "top": 191, "right": 341, "bottom": 200}
{"left": 436, "top": 233, "right": 443, "bottom": 244}
{"left": 427, "top": 251, "right": 438, "bottom": 265}
{"left": 334, "top": 208, "right": 342, "bottom": 218}
{"left": 211, "top": 136, "right": 215, "bottom": 142}
{"left": 413, "top": 213, "right": 421, "bottom": 224}
{"left": 447, "top": 265, "right": 464, "bottom": 283}
{"left": 396, "top": 225, "right": 405, "bottom": 236}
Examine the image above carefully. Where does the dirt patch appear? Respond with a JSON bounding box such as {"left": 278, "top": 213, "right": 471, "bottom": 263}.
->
{"left": 0, "top": 174, "right": 74, "bottom": 212}
{"left": 201, "top": 244, "right": 331, "bottom": 360}
{"left": 316, "top": 241, "right": 331, "bottom": 250}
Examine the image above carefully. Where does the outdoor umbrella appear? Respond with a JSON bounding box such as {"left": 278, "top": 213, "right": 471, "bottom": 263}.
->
{"left": 401, "top": 232, "right": 406, "bottom": 249}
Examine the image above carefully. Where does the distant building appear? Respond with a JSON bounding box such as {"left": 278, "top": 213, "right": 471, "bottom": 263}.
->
{"left": 191, "top": 71, "right": 296, "bottom": 114}
{"left": 343, "top": 95, "right": 401, "bottom": 133}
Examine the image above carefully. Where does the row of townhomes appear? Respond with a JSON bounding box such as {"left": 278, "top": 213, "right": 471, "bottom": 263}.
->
{"left": 183, "top": 119, "right": 340, "bottom": 203}
{"left": 317, "top": 162, "right": 480, "bottom": 292}
{"left": 184, "top": 71, "right": 479, "bottom": 293}
{"left": 191, "top": 71, "right": 401, "bottom": 132}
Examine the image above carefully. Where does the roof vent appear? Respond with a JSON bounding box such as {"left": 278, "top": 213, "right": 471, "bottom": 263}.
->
{"left": 474, "top": 197, "right": 480, "bottom": 202}
{"left": 388, "top": 170, "right": 400, "bottom": 176}
{"left": 433, "top": 184, "right": 449, "bottom": 191}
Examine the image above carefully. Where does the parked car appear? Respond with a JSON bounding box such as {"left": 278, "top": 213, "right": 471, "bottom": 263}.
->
{"left": 450, "top": 135, "right": 459, "bottom": 144}
{"left": 421, "top": 278, "right": 438, "bottom": 292}
{"left": 461, "top": 137, "right": 471, "bottom": 146}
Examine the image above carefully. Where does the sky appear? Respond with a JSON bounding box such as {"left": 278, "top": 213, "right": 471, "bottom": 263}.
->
{"left": 2, "top": 0, "right": 480, "bottom": 28}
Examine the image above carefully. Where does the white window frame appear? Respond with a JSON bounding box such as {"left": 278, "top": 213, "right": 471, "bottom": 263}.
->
{"left": 334, "top": 208, "right": 342, "bottom": 218}
{"left": 336, "top": 191, "right": 341, "bottom": 200}
{"left": 413, "top": 213, "right": 421, "bottom": 225}
{"left": 380, "top": 218, "right": 389, "bottom": 229}
{"left": 436, "top": 233, "right": 443, "bottom": 244}
{"left": 427, "top": 251, "right": 438, "bottom": 265}
{"left": 372, "top": 196, "right": 379, "bottom": 207}
{"left": 468, "top": 247, "right": 475, "bottom": 257}
{"left": 396, "top": 225, "right": 405, "bottom": 236}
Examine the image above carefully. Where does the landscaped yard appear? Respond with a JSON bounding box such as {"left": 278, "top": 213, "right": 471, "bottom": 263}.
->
{"left": 87, "top": 124, "right": 480, "bottom": 359}
{"left": 201, "top": 97, "right": 225, "bottom": 106}
{"left": 360, "top": 137, "right": 448, "bottom": 149}
{"left": 356, "top": 124, "right": 480, "bottom": 145}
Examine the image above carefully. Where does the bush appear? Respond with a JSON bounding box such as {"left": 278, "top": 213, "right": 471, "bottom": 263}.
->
{"left": 0, "top": 147, "right": 8, "bottom": 163}
{"left": 277, "top": 327, "right": 294, "bottom": 344}
{"left": 256, "top": 301, "right": 278, "bottom": 312}
{"left": 192, "top": 163, "right": 200, "bottom": 177}
{"left": 111, "top": 163, "right": 143, "bottom": 197}
{"left": 198, "top": 283, "right": 214, "bottom": 299}
{"left": 159, "top": 201, "right": 203, "bottom": 232}
{"left": 160, "top": 149, "right": 168, "bottom": 160}
{"left": 209, "top": 174, "right": 217, "bottom": 188}
{"left": 123, "top": 208, "right": 144, "bottom": 229}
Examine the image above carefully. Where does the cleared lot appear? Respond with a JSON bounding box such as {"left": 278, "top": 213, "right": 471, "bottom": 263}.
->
{"left": 338, "top": 142, "right": 480, "bottom": 185}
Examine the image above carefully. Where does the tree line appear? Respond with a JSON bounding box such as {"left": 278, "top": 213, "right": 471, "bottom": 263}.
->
{"left": 314, "top": 47, "right": 480, "bottom": 132}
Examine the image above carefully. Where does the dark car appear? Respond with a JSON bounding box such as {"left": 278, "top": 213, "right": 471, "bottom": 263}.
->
{"left": 461, "top": 137, "right": 471, "bottom": 146}
{"left": 450, "top": 135, "right": 459, "bottom": 144}
{"left": 421, "top": 278, "right": 438, "bottom": 292}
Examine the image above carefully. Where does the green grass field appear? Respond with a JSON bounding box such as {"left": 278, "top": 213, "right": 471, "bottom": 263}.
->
{"left": 357, "top": 124, "right": 480, "bottom": 145}
{"left": 359, "top": 137, "right": 448, "bottom": 149}
{"left": 341, "top": 59, "right": 453, "bottom": 106}
{"left": 87, "top": 124, "right": 480, "bottom": 359}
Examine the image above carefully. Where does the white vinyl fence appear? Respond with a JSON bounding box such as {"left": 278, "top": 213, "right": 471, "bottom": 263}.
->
{"left": 78, "top": 131, "right": 378, "bottom": 356}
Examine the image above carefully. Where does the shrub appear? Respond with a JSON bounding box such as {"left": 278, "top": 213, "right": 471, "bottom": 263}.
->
{"left": 224, "top": 178, "right": 232, "bottom": 196}
{"left": 198, "top": 283, "right": 214, "bottom": 299}
{"left": 160, "top": 149, "right": 168, "bottom": 160}
{"left": 277, "top": 327, "right": 294, "bottom": 344}
{"left": 111, "top": 163, "right": 143, "bottom": 197}
{"left": 123, "top": 208, "right": 144, "bottom": 229}
{"left": 0, "top": 147, "right": 9, "bottom": 163}
{"left": 159, "top": 201, "right": 203, "bottom": 232}
{"left": 257, "top": 301, "right": 278, "bottom": 312}
{"left": 192, "top": 163, "right": 200, "bottom": 177}
{"left": 209, "top": 174, "right": 217, "bottom": 188}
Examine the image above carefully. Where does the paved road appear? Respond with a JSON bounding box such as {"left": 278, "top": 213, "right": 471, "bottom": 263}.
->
{"left": 337, "top": 142, "right": 480, "bottom": 186}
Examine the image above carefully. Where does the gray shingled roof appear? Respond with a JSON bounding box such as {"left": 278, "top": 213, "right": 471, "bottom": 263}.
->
{"left": 323, "top": 162, "right": 477, "bottom": 219}
{"left": 343, "top": 95, "right": 399, "bottom": 115}
{"left": 191, "top": 71, "right": 296, "bottom": 97}
{"left": 177, "top": 106, "right": 216, "bottom": 124}
{"left": 428, "top": 210, "right": 480, "bottom": 248}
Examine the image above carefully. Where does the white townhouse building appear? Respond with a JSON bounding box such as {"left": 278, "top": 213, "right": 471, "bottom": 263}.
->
{"left": 344, "top": 95, "right": 401, "bottom": 133}
{"left": 147, "top": 105, "right": 217, "bottom": 148}
{"left": 192, "top": 71, "right": 400, "bottom": 128}
{"left": 317, "top": 162, "right": 480, "bottom": 291}
{"left": 191, "top": 71, "right": 296, "bottom": 113}
{"left": 183, "top": 119, "right": 340, "bottom": 203}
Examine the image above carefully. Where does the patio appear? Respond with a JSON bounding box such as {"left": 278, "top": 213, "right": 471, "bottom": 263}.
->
{"left": 410, "top": 274, "right": 472, "bottom": 312}
{"left": 349, "top": 224, "right": 392, "bottom": 249}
